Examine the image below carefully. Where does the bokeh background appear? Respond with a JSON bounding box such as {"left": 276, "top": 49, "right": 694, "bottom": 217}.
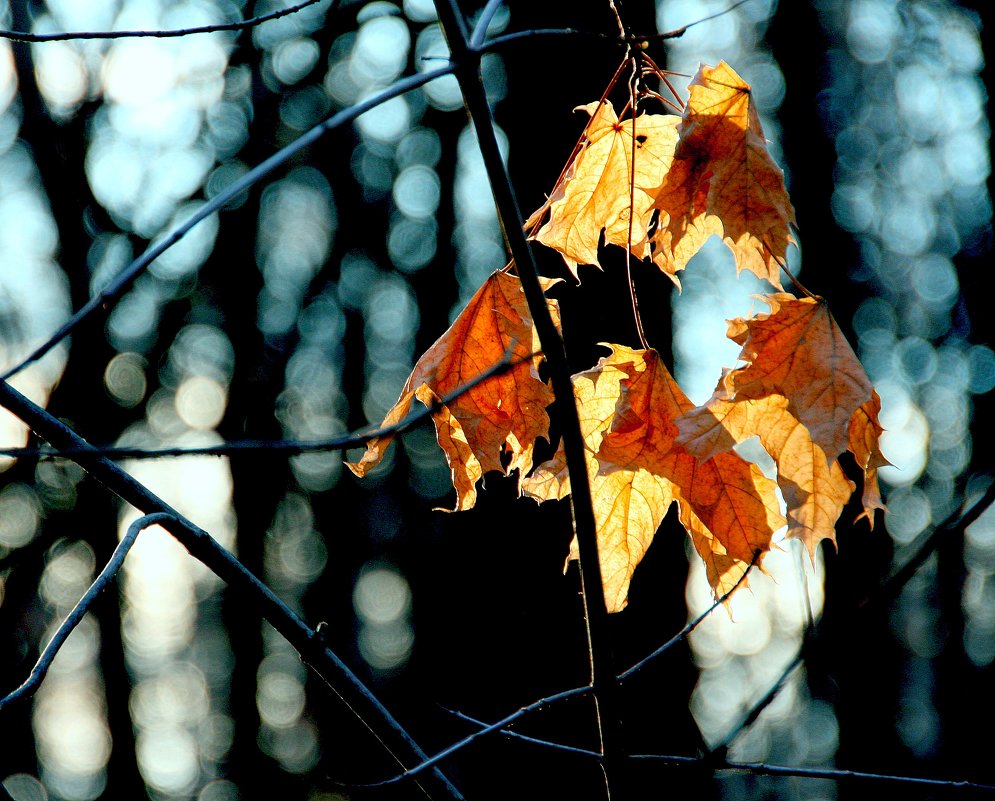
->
{"left": 0, "top": 1, "right": 991, "bottom": 799}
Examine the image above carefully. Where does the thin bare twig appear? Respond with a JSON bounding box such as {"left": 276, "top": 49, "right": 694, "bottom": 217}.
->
{"left": 704, "top": 480, "right": 995, "bottom": 761}
{"left": 0, "top": 513, "right": 175, "bottom": 712}
{"left": 0, "top": 0, "right": 327, "bottom": 43}
{"left": 618, "top": 554, "right": 758, "bottom": 681}
{"left": 708, "top": 648, "right": 806, "bottom": 758}
{"left": 636, "top": 0, "right": 754, "bottom": 43}
{"left": 863, "top": 475, "right": 995, "bottom": 611}
{"left": 0, "top": 64, "right": 453, "bottom": 383}
{"left": 445, "top": 708, "right": 603, "bottom": 759}
{"left": 469, "top": 0, "right": 506, "bottom": 49}
{"left": 629, "top": 753, "right": 995, "bottom": 792}
{"left": 0, "top": 379, "right": 464, "bottom": 801}
{"left": 347, "top": 685, "right": 593, "bottom": 788}
{"left": 0, "top": 346, "right": 535, "bottom": 462}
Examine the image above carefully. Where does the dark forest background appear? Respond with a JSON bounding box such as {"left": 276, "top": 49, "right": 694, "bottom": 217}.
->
{"left": 0, "top": 1, "right": 992, "bottom": 800}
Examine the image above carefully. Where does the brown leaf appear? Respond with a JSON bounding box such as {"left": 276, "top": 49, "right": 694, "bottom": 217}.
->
{"left": 677, "top": 392, "right": 854, "bottom": 555}
{"left": 525, "top": 345, "right": 783, "bottom": 609}
{"left": 348, "top": 271, "right": 558, "bottom": 510}
{"left": 533, "top": 101, "right": 681, "bottom": 279}
{"left": 649, "top": 61, "right": 796, "bottom": 286}
{"left": 849, "top": 390, "right": 888, "bottom": 525}
{"left": 724, "top": 293, "right": 874, "bottom": 463}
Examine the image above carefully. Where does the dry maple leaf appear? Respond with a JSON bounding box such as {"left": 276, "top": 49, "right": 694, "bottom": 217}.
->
{"left": 525, "top": 345, "right": 783, "bottom": 610}
{"left": 724, "top": 293, "right": 875, "bottom": 464}
{"left": 348, "top": 270, "right": 558, "bottom": 510}
{"left": 849, "top": 390, "right": 888, "bottom": 524}
{"left": 649, "top": 61, "right": 796, "bottom": 286}
{"left": 533, "top": 101, "right": 680, "bottom": 279}
{"left": 675, "top": 300, "right": 887, "bottom": 553}
{"left": 676, "top": 391, "right": 855, "bottom": 555}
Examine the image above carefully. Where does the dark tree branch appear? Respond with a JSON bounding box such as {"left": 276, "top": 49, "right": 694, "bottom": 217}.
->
{"left": 0, "top": 0, "right": 327, "bottom": 43}
{"left": 629, "top": 753, "right": 995, "bottom": 793}
{"left": 0, "top": 346, "right": 532, "bottom": 461}
{"left": 346, "top": 685, "right": 593, "bottom": 789}
{"left": 446, "top": 708, "right": 604, "bottom": 759}
{"left": 0, "top": 64, "right": 453, "bottom": 383}
{"left": 0, "top": 513, "right": 175, "bottom": 711}
{"left": 618, "top": 553, "right": 758, "bottom": 681}
{"left": 432, "top": 2, "right": 624, "bottom": 793}
{"left": 0, "top": 379, "right": 464, "bottom": 801}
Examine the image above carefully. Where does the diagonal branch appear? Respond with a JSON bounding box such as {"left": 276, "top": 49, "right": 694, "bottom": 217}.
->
{"left": 701, "top": 480, "right": 995, "bottom": 762}
{"left": 0, "top": 379, "right": 464, "bottom": 801}
{"left": 618, "top": 553, "right": 758, "bottom": 681}
{"left": 0, "top": 64, "right": 453, "bottom": 383}
{"left": 0, "top": 513, "right": 175, "bottom": 711}
{"left": 0, "top": 346, "right": 533, "bottom": 461}
{"left": 628, "top": 753, "right": 995, "bottom": 792}
{"left": 445, "top": 708, "right": 603, "bottom": 759}
{"left": 346, "top": 685, "right": 593, "bottom": 788}
{"left": 0, "top": 0, "right": 327, "bottom": 43}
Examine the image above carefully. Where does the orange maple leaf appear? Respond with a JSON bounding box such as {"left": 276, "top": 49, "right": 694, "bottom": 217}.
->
{"left": 649, "top": 61, "right": 796, "bottom": 286}
{"left": 525, "top": 345, "right": 783, "bottom": 609}
{"left": 533, "top": 101, "right": 680, "bottom": 279}
{"left": 676, "top": 391, "right": 855, "bottom": 555}
{"left": 347, "top": 271, "right": 558, "bottom": 510}
{"left": 675, "top": 299, "right": 887, "bottom": 553}
{"left": 723, "top": 293, "right": 875, "bottom": 464}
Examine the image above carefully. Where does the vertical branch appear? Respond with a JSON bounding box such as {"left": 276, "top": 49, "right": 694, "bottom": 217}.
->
{"left": 432, "top": 0, "right": 625, "bottom": 794}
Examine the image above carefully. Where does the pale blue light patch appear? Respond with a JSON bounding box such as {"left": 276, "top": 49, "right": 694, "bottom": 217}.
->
{"left": 272, "top": 37, "right": 321, "bottom": 85}
{"left": 352, "top": 13, "right": 410, "bottom": 88}
{"left": 846, "top": 0, "right": 901, "bottom": 64}
{"left": 967, "top": 346, "right": 995, "bottom": 394}
{"left": 415, "top": 25, "right": 462, "bottom": 111}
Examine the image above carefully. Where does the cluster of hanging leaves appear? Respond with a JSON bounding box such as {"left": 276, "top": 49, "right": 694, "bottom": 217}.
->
{"left": 349, "top": 62, "right": 887, "bottom": 612}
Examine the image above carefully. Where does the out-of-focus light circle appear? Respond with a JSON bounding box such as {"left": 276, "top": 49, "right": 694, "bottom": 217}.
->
{"left": 967, "top": 346, "right": 995, "bottom": 394}
{"left": 175, "top": 375, "right": 227, "bottom": 430}
{"left": 0, "top": 483, "right": 41, "bottom": 549}
{"left": 943, "top": 130, "right": 990, "bottom": 188}
{"left": 831, "top": 183, "right": 876, "bottom": 233}
{"left": 150, "top": 203, "right": 219, "bottom": 282}
{"left": 2, "top": 774, "right": 48, "bottom": 801}
{"left": 393, "top": 165, "right": 440, "bottom": 219}
{"left": 912, "top": 255, "right": 959, "bottom": 308}
{"left": 358, "top": 621, "right": 414, "bottom": 671}
{"left": 415, "top": 26, "right": 462, "bottom": 110}
{"left": 136, "top": 727, "right": 199, "bottom": 796}
{"left": 885, "top": 485, "right": 932, "bottom": 544}
{"left": 34, "top": 41, "right": 87, "bottom": 111}
{"left": 40, "top": 541, "right": 95, "bottom": 609}
{"left": 881, "top": 198, "right": 935, "bottom": 256}
{"left": 355, "top": 93, "right": 410, "bottom": 143}
{"left": 256, "top": 672, "right": 306, "bottom": 728}
{"left": 404, "top": 0, "right": 436, "bottom": 22}
{"left": 388, "top": 216, "right": 437, "bottom": 272}
{"left": 846, "top": 0, "right": 900, "bottom": 64}
{"left": 354, "top": 566, "right": 411, "bottom": 625}
{"left": 104, "top": 352, "right": 147, "bottom": 408}
{"left": 352, "top": 13, "right": 410, "bottom": 87}
{"left": 197, "top": 779, "right": 239, "bottom": 801}
{"left": 396, "top": 127, "right": 442, "bottom": 169}
{"left": 103, "top": 40, "right": 177, "bottom": 104}
{"left": 34, "top": 691, "right": 111, "bottom": 775}
{"left": 280, "top": 85, "right": 331, "bottom": 131}
{"left": 895, "top": 337, "right": 937, "bottom": 386}
{"left": 272, "top": 37, "right": 320, "bottom": 85}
